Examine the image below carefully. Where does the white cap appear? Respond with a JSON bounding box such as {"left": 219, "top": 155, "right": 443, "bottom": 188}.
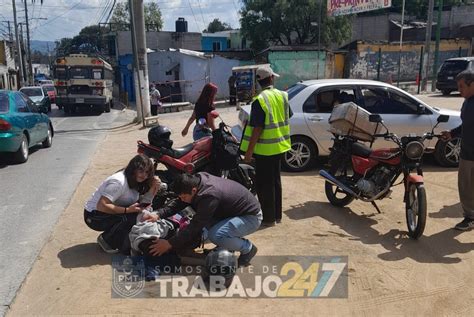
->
{"left": 256, "top": 65, "right": 280, "bottom": 80}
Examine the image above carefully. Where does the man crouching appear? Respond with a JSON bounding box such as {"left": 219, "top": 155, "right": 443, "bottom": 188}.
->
{"left": 149, "top": 172, "right": 262, "bottom": 267}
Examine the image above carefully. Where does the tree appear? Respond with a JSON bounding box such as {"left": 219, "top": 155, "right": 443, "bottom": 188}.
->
{"left": 240, "top": 0, "right": 351, "bottom": 51}
{"left": 109, "top": 2, "right": 163, "bottom": 31}
{"left": 54, "top": 25, "right": 109, "bottom": 56}
{"left": 203, "top": 18, "right": 233, "bottom": 33}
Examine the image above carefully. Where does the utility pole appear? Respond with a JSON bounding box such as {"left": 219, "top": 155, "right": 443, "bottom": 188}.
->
{"left": 422, "top": 0, "right": 435, "bottom": 92}
{"left": 432, "top": 0, "right": 444, "bottom": 92}
{"left": 129, "top": 0, "right": 150, "bottom": 125}
{"left": 317, "top": 0, "right": 322, "bottom": 79}
{"left": 12, "top": 0, "right": 25, "bottom": 87}
{"left": 24, "top": 0, "right": 33, "bottom": 85}
{"left": 19, "top": 23, "right": 27, "bottom": 83}
{"left": 396, "top": 0, "right": 405, "bottom": 86}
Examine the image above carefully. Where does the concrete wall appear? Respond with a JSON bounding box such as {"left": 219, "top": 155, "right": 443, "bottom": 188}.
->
{"left": 116, "top": 31, "right": 202, "bottom": 56}
{"left": 348, "top": 39, "right": 471, "bottom": 82}
{"left": 268, "top": 50, "right": 326, "bottom": 90}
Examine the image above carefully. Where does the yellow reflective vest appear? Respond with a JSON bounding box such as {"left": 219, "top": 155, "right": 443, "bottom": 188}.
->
{"left": 240, "top": 87, "right": 291, "bottom": 156}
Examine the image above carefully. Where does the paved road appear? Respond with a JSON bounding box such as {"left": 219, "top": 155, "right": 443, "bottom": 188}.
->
{"left": 0, "top": 105, "right": 135, "bottom": 316}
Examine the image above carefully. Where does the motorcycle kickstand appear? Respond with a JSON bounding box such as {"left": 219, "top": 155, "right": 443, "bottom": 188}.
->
{"left": 371, "top": 201, "right": 382, "bottom": 214}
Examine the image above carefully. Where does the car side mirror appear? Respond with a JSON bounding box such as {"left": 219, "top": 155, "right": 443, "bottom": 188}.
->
{"left": 417, "top": 104, "right": 426, "bottom": 114}
{"left": 437, "top": 114, "right": 449, "bottom": 123}
{"left": 369, "top": 114, "right": 383, "bottom": 123}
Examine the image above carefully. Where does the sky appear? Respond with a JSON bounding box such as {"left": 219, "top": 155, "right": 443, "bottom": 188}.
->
{"left": 0, "top": 0, "right": 242, "bottom": 42}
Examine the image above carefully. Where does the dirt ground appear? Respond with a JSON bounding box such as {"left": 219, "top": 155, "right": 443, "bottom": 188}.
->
{"left": 7, "top": 106, "right": 474, "bottom": 316}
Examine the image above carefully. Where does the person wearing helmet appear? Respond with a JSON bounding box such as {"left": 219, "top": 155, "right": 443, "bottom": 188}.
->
{"left": 182, "top": 83, "right": 218, "bottom": 141}
{"left": 84, "top": 154, "right": 160, "bottom": 254}
{"left": 149, "top": 172, "right": 262, "bottom": 267}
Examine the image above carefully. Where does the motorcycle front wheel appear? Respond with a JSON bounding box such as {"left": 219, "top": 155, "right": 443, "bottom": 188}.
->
{"left": 324, "top": 165, "right": 355, "bottom": 207}
{"left": 405, "top": 183, "right": 427, "bottom": 239}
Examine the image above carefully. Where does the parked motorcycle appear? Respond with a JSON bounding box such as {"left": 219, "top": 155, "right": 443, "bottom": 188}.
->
{"left": 319, "top": 114, "right": 450, "bottom": 239}
{"left": 137, "top": 115, "right": 256, "bottom": 208}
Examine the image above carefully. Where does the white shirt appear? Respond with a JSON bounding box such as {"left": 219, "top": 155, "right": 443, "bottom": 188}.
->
{"left": 150, "top": 88, "right": 161, "bottom": 106}
{"left": 85, "top": 171, "right": 152, "bottom": 212}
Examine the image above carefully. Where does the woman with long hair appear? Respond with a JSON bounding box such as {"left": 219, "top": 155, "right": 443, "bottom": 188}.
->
{"left": 182, "top": 82, "right": 218, "bottom": 140}
{"left": 84, "top": 154, "right": 159, "bottom": 254}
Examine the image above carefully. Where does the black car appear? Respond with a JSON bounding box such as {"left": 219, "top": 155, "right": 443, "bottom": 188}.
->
{"left": 436, "top": 57, "right": 474, "bottom": 95}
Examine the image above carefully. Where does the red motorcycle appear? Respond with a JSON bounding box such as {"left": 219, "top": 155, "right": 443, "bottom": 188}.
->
{"left": 319, "top": 114, "right": 449, "bottom": 239}
{"left": 137, "top": 118, "right": 256, "bottom": 208}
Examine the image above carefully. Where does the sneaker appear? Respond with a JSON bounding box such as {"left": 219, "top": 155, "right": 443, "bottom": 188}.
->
{"left": 97, "top": 234, "right": 119, "bottom": 254}
{"left": 454, "top": 217, "right": 474, "bottom": 231}
{"left": 238, "top": 245, "right": 258, "bottom": 267}
{"left": 145, "top": 266, "right": 160, "bottom": 282}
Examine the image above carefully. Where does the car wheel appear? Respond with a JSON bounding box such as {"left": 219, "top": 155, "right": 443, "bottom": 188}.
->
{"left": 282, "top": 136, "right": 317, "bottom": 172}
{"left": 13, "top": 134, "right": 29, "bottom": 163}
{"left": 64, "top": 105, "right": 70, "bottom": 114}
{"left": 434, "top": 138, "right": 460, "bottom": 167}
{"left": 441, "top": 90, "right": 452, "bottom": 96}
{"left": 42, "top": 125, "right": 53, "bottom": 148}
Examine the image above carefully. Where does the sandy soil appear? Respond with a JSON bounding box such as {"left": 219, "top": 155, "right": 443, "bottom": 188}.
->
{"left": 7, "top": 107, "right": 474, "bottom": 316}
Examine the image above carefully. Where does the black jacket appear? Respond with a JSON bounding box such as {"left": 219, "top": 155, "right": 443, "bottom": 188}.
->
{"left": 451, "top": 96, "right": 474, "bottom": 161}
{"left": 157, "top": 173, "right": 260, "bottom": 250}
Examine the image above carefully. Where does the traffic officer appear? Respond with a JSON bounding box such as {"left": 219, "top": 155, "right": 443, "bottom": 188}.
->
{"left": 241, "top": 65, "right": 291, "bottom": 227}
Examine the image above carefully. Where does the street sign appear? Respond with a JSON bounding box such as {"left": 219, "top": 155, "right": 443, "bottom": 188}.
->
{"left": 327, "top": 0, "right": 392, "bottom": 17}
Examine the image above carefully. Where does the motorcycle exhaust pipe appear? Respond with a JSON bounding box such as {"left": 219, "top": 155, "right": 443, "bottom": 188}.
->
{"left": 319, "top": 170, "right": 359, "bottom": 198}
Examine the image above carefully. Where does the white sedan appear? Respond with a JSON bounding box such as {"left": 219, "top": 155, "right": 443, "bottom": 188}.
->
{"left": 233, "top": 79, "right": 462, "bottom": 172}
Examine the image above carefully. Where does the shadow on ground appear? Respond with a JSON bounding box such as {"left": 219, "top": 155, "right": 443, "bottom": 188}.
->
{"left": 285, "top": 201, "right": 474, "bottom": 264}
{"left": 57, "top": 243, "right": 111, "bottom": 268}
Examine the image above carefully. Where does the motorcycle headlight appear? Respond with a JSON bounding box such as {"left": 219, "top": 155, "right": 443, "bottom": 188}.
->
{"left": 405, "top": 141, "right": 424, "bottom": 160}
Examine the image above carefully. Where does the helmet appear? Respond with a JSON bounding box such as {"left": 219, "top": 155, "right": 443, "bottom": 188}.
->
{"left": 202, "top": 249, "right": 237, "bottom": 288}
{"left": 148, "top": 125, "right": 173, "bottom": 149}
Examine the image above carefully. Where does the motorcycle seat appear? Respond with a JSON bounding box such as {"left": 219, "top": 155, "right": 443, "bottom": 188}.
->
{"left": 351, "top": 142, "right": 372, "bottom": 158}
{"left": 169, "top": 143, "right": 194, "bottom": 159}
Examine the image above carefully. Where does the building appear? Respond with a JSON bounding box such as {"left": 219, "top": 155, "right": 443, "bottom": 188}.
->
{"left": 119, "top": 48, "right": 249, "bottom": 103}
{"left": 114, "top": 30, "right": 202, "bottom": 58}
{"left": 201, "top": 30, "right": 250, "bottom": 52}
{"left": 0, "top": 40, "right": 19, "bottom": 90}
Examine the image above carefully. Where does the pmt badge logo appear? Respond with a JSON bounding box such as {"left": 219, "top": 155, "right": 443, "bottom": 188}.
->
{"left": 111, "top": 256, "right": 145, "bottom": 298}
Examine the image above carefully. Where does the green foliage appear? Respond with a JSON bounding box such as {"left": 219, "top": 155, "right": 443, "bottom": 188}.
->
{"left": 203, "top": 18, "right": 233, "bottom": 33}
{"left": 55, "top": 25, "right": 108, "bottom": 56}
{"left": 109, "top": 2, "right": 163, "bottom": 31}
{"left": 240, "top": 0, "right": 351, "bottom": 51}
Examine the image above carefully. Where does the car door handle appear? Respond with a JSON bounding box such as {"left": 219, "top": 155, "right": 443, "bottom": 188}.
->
{"left": 309, "top": 115, "right": 323, "bottom": 122}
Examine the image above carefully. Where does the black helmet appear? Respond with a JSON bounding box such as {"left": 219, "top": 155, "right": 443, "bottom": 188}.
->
{"left": 148, "top": 125, "right": 173, "bottom": 149}
{"left": 202, "top": 249, "right": 237, "bottom": 288}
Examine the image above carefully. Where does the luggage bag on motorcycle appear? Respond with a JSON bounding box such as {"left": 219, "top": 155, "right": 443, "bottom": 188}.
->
{"left": 329, "top": 102, "right": 382, "bottom": 142}
{"left": 211, "top": 123, "right": 240, "bottom": 170}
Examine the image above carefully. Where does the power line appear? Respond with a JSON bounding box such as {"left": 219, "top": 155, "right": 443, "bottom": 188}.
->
{"left": 187, "top": 0, "right": 201, "bottom": 32}
{"left": 196, "top": 0, "right": 207, "bottom": 29}
{"left": 104, "top": 0, "right": 117, "bottom": 24}
{"left": 33, "top": 2, "right": 83, "bottom": 29}
{"left": 96, "top": 0, "right": 113, "bottom": 24}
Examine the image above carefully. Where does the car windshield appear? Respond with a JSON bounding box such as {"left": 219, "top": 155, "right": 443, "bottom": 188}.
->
{"left": 43, "top": 85, "right": 55, "bottom": 92}
{"left": 440, "top": 60, "right": 468, "bottom": 73}
{"left": 21, "top": 88, "right": 42, "bottom": 97}
{"left": 286, "top": 83, "right": 307, "bottom": 100}
{"left": 0, "top": 92, "right": 8, "bottom": 113}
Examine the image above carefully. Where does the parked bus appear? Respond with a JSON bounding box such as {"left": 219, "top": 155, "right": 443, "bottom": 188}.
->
{"left": 53, "top": 54, "right": 113, "bottom": 114}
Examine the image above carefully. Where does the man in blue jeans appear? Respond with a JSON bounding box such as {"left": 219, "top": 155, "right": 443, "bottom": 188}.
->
{"left": 149, "top": 172, "right": 262, "bottom": 267}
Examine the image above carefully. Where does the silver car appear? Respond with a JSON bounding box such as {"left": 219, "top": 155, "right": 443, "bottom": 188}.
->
{"left": 233, "top": 79, "right": 462, "bottom": 172}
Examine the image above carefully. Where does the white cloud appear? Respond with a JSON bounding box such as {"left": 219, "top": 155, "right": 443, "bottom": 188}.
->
{"left": 0, "top": 0, "right": 242, "bottom": 41}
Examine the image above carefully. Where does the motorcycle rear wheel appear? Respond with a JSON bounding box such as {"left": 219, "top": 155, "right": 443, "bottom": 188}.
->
{"left": 324, "top": 165, "right": 355, "bottom": 207}
{"left": 405, "top": 183, "right": 427, "bottom": 239}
